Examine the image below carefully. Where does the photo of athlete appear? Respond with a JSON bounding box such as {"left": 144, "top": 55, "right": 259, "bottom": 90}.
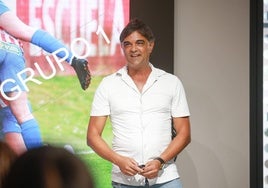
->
{"left": 0, "top": 29, "right": 43, "bottom": 154}
{"left": 0, "top": 0, "right": 92, "bottom": 155}
{"left": 0, "top": 0, "right": 91, "bottom": 90}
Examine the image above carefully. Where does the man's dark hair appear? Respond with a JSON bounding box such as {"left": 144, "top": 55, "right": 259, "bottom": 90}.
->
{"left": 120, "top": 18, "right": 155, "bottom": 43}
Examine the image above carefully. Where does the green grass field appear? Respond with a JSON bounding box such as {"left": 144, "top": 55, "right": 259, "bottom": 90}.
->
{"left": 28, "top": 75, "right": 113, "bottom": 188}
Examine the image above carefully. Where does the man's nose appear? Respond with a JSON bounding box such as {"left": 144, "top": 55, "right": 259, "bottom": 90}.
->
{"left": 130, "top": 44, "right": 138, "bottom": 52}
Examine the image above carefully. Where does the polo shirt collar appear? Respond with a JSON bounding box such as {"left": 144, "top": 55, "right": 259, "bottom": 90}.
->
{"left": 116, "top": 63, "right": 166, "bottom": 93}
{"left": 116, "top": 63, "right": 166, "bottom": 79}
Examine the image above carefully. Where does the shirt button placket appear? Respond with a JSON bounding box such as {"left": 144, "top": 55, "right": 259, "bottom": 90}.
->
{"left": 140, "top": 94, "right": 145, "bottom": 164}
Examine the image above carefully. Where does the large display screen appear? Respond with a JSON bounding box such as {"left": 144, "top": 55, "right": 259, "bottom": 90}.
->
{"left": 1, "top": 1, "right": 129, "bottom": 187}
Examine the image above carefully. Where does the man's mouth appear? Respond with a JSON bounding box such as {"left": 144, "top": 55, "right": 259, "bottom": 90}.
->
{"left": 130, "top": 54, "right": 140, "bottom": 57}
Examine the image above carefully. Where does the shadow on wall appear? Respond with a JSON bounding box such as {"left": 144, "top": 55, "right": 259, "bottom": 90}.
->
{"left": 176, "top": 140, "right": 228, "bottom": 188}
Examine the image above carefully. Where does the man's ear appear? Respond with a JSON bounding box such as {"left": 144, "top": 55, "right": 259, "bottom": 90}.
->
{"left": 148, "top": 41, "right": 155, "bottom": 53}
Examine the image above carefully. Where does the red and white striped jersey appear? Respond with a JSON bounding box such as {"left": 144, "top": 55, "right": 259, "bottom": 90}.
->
{"left": 0, "top": 27, "right": 22, "bottom": 47}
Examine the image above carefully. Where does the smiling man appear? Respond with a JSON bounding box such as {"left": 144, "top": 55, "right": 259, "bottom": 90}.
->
{"left": 87, "top": 18, "right": 191, "bottom": 188}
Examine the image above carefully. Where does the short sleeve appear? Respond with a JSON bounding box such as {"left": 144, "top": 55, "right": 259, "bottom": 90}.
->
{"left": 171, "top": 78, "right": 190, "bottom": 117}
{"left": 90, "top": 78, "right": 111, "bottom": 116}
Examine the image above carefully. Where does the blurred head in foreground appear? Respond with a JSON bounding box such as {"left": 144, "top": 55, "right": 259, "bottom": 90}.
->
{"left": 4, "top": 145, "right": 94, "bottom": 188}
{"left": 0, "top": 141, "right": 17, "bottom": 188}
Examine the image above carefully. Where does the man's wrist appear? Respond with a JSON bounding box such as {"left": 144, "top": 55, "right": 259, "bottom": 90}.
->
{"left": 154, "top": 157, "right": 165, "bottom": 170}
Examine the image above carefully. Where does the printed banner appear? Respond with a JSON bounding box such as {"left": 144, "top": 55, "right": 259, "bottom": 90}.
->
{"left": 14, "top": 0, "right": 129, "bottom": 75}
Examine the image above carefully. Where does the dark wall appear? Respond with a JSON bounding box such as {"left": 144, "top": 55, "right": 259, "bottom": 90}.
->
{"left": 250, "top": 0, "right": 263, "bottom": 187}
{"left": 130, "top": 0, "right": 174, "bottom": 73}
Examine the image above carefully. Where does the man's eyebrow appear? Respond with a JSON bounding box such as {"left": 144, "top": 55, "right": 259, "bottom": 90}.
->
{"left": 136, "top": 39, "right": 145, "bottom": 43}
{"left": 123, "top": 39, "right": 145, "bottom": 43}
{"left": 122, "top": 41, "right": 131, "bottom": 44}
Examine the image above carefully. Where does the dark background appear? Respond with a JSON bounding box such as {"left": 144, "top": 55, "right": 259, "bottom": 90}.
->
{"left": 130, "top": 0, "right": 174, "bottom": 74}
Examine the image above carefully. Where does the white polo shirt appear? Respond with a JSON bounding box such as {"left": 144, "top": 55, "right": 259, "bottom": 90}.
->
{"left": 90, "top": 64, "right": 190, "bottom": 186}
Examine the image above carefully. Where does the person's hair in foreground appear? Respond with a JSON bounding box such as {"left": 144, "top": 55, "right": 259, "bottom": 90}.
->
{"left": 3, "top": 145, "right": 94, "bottom": 188}
{"left": 0, "top": 141, "right": 17, "bottom": 188}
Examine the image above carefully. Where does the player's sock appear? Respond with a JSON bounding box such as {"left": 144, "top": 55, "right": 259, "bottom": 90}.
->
{"left": 21, "top": 119, "right": 43, "bottom": 149}
{"left": 31, "top": 29, "right": 73, "bottom": 63}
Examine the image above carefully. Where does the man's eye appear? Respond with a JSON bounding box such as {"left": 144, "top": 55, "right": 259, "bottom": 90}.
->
{"left": 136, "top": 41, "right": 145, "bottom": 45}
{"left": 123, "top": 42, "right": 131, "bottom": 47}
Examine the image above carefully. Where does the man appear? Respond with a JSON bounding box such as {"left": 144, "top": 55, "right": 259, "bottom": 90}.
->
{"left": 87, "top": 18, "right": 191, "bottom": 188}
{"left": 0, "top": 0, "right": 91, "bottom": 90}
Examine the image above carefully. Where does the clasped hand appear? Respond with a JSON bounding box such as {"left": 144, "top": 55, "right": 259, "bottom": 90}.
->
{"left": 117, "top": 156, "right": 161, "bottom": 179}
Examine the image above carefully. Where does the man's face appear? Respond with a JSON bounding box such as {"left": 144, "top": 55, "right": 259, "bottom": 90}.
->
{"left": 121, "top": 31, "right": 154, "bottom": 69}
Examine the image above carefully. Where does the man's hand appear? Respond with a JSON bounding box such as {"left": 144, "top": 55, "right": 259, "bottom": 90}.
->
{"left": 140, "top": 160, "right": 161, "bottom": 179}
{"left": 116, "top": 156, "right": 144, "bottom": 176}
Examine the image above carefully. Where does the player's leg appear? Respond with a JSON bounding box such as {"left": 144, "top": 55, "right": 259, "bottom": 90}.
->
{"left": 31, "top": 29, "right": 73, "bottom": 62}
{"left": 31, "top": 29, "right": 91, "bottom": 89}
{"left": 0, "top": 48, "right": 43, "bottom": 150}
{"left": 7, "top": 92, "right": 43, "bottom": 150}
{"left": 0, "top": 12, "right": 73, "bottom": 61}
{"left": 1, "top": 12, "right": 74, "bottom": 63}
{"left": 0, "top": 11, "right": 91, "bottom": 90}
{"left": 4, "top": 133, "right": 26, "bottom": 155}
{"left": 1, "top": 107, "right": 27, "bottom": 155}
